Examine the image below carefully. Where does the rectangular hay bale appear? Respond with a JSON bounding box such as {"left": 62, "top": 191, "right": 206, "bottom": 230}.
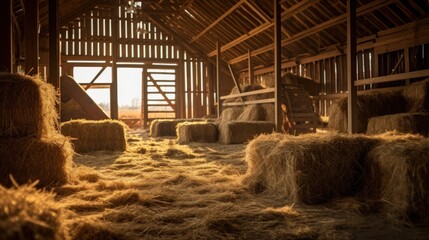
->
{"left": 176, "top": 121, "right": 218, "bottom": 144}
{"left": 150, "top": 119, "right": 203, "bottom": 137}
{"left": 219, "top": 121, "right": 275, "bottom": 144}
{"left": 367, "top": 112, "right": 429, "bottom": 136}
{"left": 0, "top": 73, "right": 58, "bottom": 138}
{"left": 0, "top": 135, "right": 74, "bottom": 188}
{"left": 61, "top": 119, "right": 127, "bottom": 153}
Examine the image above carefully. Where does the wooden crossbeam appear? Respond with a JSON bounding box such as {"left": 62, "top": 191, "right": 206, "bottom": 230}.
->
{"left": 84, "top": 66, "right": 107, "bottom": 90}
{"left": 147, "top": 74, "right": 175, "bottom": 110}
{"left": 190, "top": 0, "right": 246, "bottom": 43}
{"left": 168, "top": 0, "right": 195, "bottom": 24}
{"left": 229, "top": 0, "right": 396, "bottom": 64}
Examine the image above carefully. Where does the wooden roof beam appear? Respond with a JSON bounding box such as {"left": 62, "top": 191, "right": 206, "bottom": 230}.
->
{"left": 207, "top": 0, "right": 319, "bottom": 57}
{"left": 190, "top": 0, "right": 246, "bottom": 43}
{"left": 229, "top": 0, "right": 396, "bottom": 65}
{"left": 167, "top": 0, "right": 195, "bottom": 24}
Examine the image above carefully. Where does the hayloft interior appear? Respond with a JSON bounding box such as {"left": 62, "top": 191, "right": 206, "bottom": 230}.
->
{"left": 1, "top": 0, "right": 429, "bottom": 239}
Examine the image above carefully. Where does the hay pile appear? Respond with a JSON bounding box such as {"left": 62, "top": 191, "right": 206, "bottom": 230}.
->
{"left": 176, "top": 121, "right": 218, "bottom": 144}
{"left": 0, "top": 73, "right": 58, "bottom": 138}
{"left": 328, "top": 90, "right": 407, "bottom": 133}
{"left": 261, "top": 104, "right": 275, "bottom": 122}
{"left": 260, "top": 73, "right": 320, "bottom": 96}
{"left": 402, "top": 78, "right": 429, "bottom": 112}
{"left": 61, "top": 98, "right": 88, "bottom": 122}
{"left": 219, "top": 121, "right": 275, "bottom": 144}
{"left": 149, "top": 119, "right": 204, "bottom": 137}
{"left": 61, "top": 119, "right": 127, "bottom": 153}
{"left": 243, "top": 133, "right": 377, "bottom": 204}
{"left": 223, "top": 84, "right": 269, "bottom": 103}
{"left": 362, "top": 134, "right": 429, "bottom": 219}
{"left": 367, "top": 112, "right": 429, "bottom": 136}
{"left": 0, "top": 135, "right": 74, "bottom": 188}
{"left": 0, "top": 182, "right": 69, "bottom": 240}
{"left": 237, "top": 104, "right": 266, "bottom": 121}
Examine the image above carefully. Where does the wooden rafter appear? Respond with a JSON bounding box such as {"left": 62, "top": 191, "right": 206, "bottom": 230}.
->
{"left": 168, "top": 0, "right": 195, "bottom": 24}
{"left": 229, "top": 0, "right": 396, "bottom": 64}
{"left": 190, "top": 0, "right": 246, "bottom": 43}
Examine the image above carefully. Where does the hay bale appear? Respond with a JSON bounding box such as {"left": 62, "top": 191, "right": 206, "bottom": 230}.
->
{"left": 402, "top": 78, "right": 429, "bottom": 112}
{"left": 261, "top": 104, "right": 275, "bottom": 123}
{"left": 237, "top": 104, "right": 266, "bottom": 121}
{"left": 176, "top": 121, "right": 218, "bottom": 144}
{"left": 219, "top": 121, "right": 275, "bottom": 144}
{"left": 362, "top": 136, "right": 429, "bottom": 219}
{"left": 0, "top": 183, "right": 69, "bottom": 240}
{"left": 149, "top": 119, "right": 203, "bottom": 137}
{"left": 367, "top": 112, "right": 429, "bottom": 136}
{"left": 61, "top": 119, "right": 127, "bottom": 153}
{"left": 216, "top": 107, "right": 244, "bottom": 126}
{"left": 223, "top": 84, "right": 267, "bottom": 103}
{"left": 0, "top": 73, "right": 58, "bottom": 138}
{"left": 328, "top": 90, "right": 407, "bottom": 133}
{"left": 0, "top": 135, "right": 74, "bottom": 188}
{"left": 243, "top": 133, "right": 377, "bottom": 204}
{"left": 61, "top": 98, "right": 88, "bottom": 122}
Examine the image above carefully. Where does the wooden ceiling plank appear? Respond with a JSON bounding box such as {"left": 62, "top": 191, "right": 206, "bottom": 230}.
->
{"left": 190, "top": 0, "right": 246, "bottom": 43}
{"left": 167, "top": 0, "right": 194, "bottom": 24}
{"left": 243, "top": 0, "right": 270, "bottom": 23}
{"left": 229, "top": 0, "right": 396, "bottom": 65}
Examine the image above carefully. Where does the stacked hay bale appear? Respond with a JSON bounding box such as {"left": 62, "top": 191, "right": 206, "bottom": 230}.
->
{"left": 328, "top": 90, "right": 407, "bottom": 133}
{"left": 243, "top": 132, "right": 376, "bottom": 204}
{"left": 176, "top": 121, "right": 218, "bottom": 144}
{"left": 150, "top": 119, "right": 205, "bottom": 137}
{"left": 61, "top": 119, "right": 127, "bottom": 153}
{"left": 362, "top": 133, "right": 429, "bottom": 219}
{"left": 367, "top": 112, "right": 429, "bottom": 136}
{"left": 0, "top": 73, "right": 73, "bottom": 188}
{"left": 0, "top": 183, "right": 69, "bottom": 240}
{"left": 402, "top": 78, "right": 429, "bottom": 112}
{"left": 260, "top": 72, "right": 320, "bottom": 96}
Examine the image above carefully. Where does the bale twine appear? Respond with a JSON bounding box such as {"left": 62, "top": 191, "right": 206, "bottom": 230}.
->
{"left": 243, "top": 132, "right": 377, "bottom": 204}
{"left": 0, "top": 183, "right": 69, "bottom": 240}
{"left": 328, "top": 90, "right": 407, "bottom": 133}
{"left": 61, "top": 119, "right": 127, "bottom": 153}
{"left": 0, "top": 73, "right": 58, "bottom": 138}
{"left": 176, "top": 121, "right": 218, "bottom": 144}
{"left": 402, "top": 78, "right": 429, "bottom": 112}
{"left": 219, "top": 121, "right": 275, "bottom": 144}
{"left": 367, "top": 112, "right": 429, "bottom": 136}
{"left": 0, "top": 135, "right": 74, "bottom": 188}
{"left": 362, "top": 134, "right": 429, "bottom": 219}
{"left": 237, "top": 104, "right": 266, "bottom": 121}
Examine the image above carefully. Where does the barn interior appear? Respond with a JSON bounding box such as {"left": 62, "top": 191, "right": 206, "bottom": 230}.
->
{"left": 1, "top": 0, "right": 429, "bottom": 239}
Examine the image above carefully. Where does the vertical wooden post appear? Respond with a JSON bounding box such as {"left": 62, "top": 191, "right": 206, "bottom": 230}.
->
{"left": 24, "top": 0, "right": 39, "bottom": 75}
{"left": 248, "top": 49, "right": 254, "bottom": 84}
{"left": 177, "top": 46, "right": 185, "bottom": 118}
{"left": 207, "top": 63, "right": 215, "bottom": 115}
{"left": 0, "top": 0, "right": 12, "bottom": 72}
{"left": 142, "top": 68, "right": 148, "bottom": 128}
{"left": 404, "top": 47, "right": 410, "bottom": 85}
{"left": 48, "top": 0, "right": 60, "bottom": 118}
{"left": 216, "top": 41, "right": 221, "bottom": 118}
{"left": 274, "top": 0, "right": 282, "bottom": 132}
{"left": 347, "top": 0, "right": 357, "bottom": 133}
{"left": 110, "top": 3, "right": 119, "bottom": 119}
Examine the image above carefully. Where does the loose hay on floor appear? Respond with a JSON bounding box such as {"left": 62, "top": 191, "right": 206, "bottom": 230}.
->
{"left": 328, "top": 90, "right": 407, "bottom": 133}
{"left": 243, "top": 132, "right": 377, "bottom": 204}
{"left": 0, "top": 135, "right": 74, "bottom": 188}
{"left": 0, "top": 183, "right": 69, "bottom": 240}
{"left": 367, "top": 112, "right": 429, "bottom": 136}
{"left": 402, "top": 78, "right": 429, "bottom": 112}
{"left": 363, "top": 135, "right": 429, "bottom": 219}
{"left": 61, "top": 119, "right": 127, "bottom": 153}
{"left": 176, "top": 121, "right": 218, "bottom": 144}
{"left": 219, "top": 121, "right": 275, "bottom": 144}
{"left": 0, "top": 73, "right": 58, "bottom": 138}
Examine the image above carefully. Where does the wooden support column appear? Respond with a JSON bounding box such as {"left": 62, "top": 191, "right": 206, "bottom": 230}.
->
{"left": 404, "top": 47, "right": 410, "bottom": 85}
{"left": 0, "top": 0, "right": 12, "bottom": 72}
{"left": 48, "top": 0, "right": 60, "bottom": 117}
{"left": 110, "top": 3, "right": 119, "bottom": 119}
{"left": 207, "top": 63, "right": 215, "bottom": 115}
{"left": 274, "top": 0, "right": 282, "bottom": 132}
{"left": 142, "top": 68, "right": 148, "bottom": 128}
{"left": 177, "top": 46, "right": 185, "bottom": 118}
{"left": 347, "top": 0, "right": 357, "bottom": 133}
{"left": 24, "top": 0, "right": 39, "bottom": 75}
{"left": 216, "top": 42, "right": 221, "bottom": 117}
{"left": 248, "top": 49, "right": 254, "bottom": 84}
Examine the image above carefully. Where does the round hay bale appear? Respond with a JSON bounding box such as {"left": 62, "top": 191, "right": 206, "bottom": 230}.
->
{"left": 362, "top": 135, "right": 429, "bottom": 219}
{"left": 243, "top": 132, "right": 378, "bottom": 204}
{"left": 328, "top": 90, "right": 407, "bottom": 133}
{"left": 216, "top": 107, "right": 244, "bottom": 126}
{"left": 0, "top": 135, "right": 74, "bottom": 188}
{"left": 176, "top": 121, "right": 218, "bottom": 144}
{"left": 219, "top": 121, "right": 275, "bottom": 144}
{"left": 0, "top": 183, "right": 69, "bottom": 240}
{"left": 402, "top": 78, "right": 429, "bottom": 112}
{"left": 0, "top": 73, "right": 58, "bottom": 138}
{"left": 237, "top": 104, "right": 266, "bottom": 121}
{"left": 61, "top": 119, "right": 127, "bottom": 153}
{"left": 367, "top": 112, "right": 429, "bottom": 136}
